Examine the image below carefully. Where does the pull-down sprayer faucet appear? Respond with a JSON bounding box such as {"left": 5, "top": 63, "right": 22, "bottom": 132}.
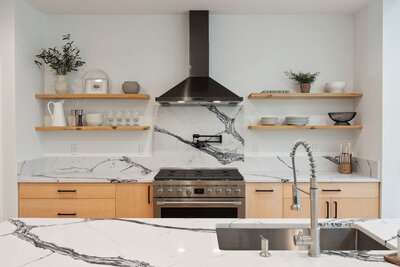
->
{"left": 290, "top": 139, "right": 320, "bottom": 258}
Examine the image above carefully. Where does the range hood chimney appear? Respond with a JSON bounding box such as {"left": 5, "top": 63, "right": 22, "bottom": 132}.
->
{"left": 155, "top": 11, "right": 243, "bottom": 106}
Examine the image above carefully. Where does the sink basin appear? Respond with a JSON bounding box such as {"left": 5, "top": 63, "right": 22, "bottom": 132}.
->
{"left": 216, "top": 227, "right": 388, "bottom": 251}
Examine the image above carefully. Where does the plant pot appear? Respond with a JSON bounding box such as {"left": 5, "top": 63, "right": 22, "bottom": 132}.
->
{"left": 299, "top": 83, "right": 311, "bottom": 93}
{"left": 122, "top": 81, "right": 140, "bottom": 94}
{"left": 55, "top": 75, "right": 68, "bottom": 94}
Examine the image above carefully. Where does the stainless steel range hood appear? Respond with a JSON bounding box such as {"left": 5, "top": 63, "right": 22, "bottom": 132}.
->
{"left": 155, "top": 11, "right": 243, "bottom": 106}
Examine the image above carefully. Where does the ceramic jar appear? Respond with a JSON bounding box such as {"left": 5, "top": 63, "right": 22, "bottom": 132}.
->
{"left": 55, "top": 75, "right": 68, "bottom": 94}
{"left": 122, "top": 81, "right": 140, "bottom": 94}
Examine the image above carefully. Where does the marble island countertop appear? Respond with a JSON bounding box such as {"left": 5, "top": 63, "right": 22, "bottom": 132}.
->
{"left": 0, "top": 218, "right": 398, "bottom": 267}
{"left": 17, "top": 170, "right": 380, "bottom": 183}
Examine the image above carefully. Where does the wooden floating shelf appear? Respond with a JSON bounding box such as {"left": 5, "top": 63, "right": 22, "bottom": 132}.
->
{"left": 248, "top": 93, "right": 363, "bottom": 99}
{"left": 248, "top": 125, "right": 363, "bottom": 130}
{"left": 35, "top": 126, "right": 150, "bottom": 131}
{"left": 35, "top": 94, "right": 150, "bottom": 99}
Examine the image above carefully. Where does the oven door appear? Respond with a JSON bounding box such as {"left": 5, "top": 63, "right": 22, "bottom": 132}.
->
{"left": 154, "top": 198, "right": 245, "bottom": 218}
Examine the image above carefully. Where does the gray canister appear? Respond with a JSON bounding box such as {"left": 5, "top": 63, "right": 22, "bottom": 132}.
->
{"left": 122, "top": 81, "right": 140, "bottom": 94}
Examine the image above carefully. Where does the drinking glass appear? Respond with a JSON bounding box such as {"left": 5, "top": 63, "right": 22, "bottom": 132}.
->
{"left": 131, "top": 111, "right": 140, "bottom": 126}
{"left": 106, "top": 111, "right": 114, "bottom": 126}
{"left": 115, "top": 110, "right": 123, "bottom": 126}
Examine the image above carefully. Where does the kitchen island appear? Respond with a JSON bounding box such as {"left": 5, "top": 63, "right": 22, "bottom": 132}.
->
{"left": 0, "top": 218, "right": 398, "bottom": 266}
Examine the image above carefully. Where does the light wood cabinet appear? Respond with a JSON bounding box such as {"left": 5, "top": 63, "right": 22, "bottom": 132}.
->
{"left": 246, "top": 183, "right": 283, "bottom": 218}
{"left": 19, "top": 199, "right": 115, "bottom": 218}
{"left": 283, "top": 183, "right": 379, "bottom": 219}
{"left": 116, "top": 183, "right": 153, "bottom": 218}
{"left": 19, "top": 183, "right": 116, "bottom": 218}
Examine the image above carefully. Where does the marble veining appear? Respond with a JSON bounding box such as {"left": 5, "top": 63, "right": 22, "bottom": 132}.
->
{"left": 204, "top": 105, "right": 244, "bottom": 145}
{"left": 9, "top": 219, "right": 154, "bottom": 267}
{"left": 321, "top": 250, "right": 386, "bottom": 262}
{"left": 154, "top": 126, "right": 244, "bottom": 165}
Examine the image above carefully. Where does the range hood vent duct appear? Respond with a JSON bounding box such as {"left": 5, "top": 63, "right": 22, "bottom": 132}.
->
{"left": 155, "top": 10, "right": 243, "bottom": 106}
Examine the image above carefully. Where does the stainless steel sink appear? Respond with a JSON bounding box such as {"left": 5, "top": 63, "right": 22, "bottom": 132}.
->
{"left": 216, "top": 228, "right": 388, "bottom": 251}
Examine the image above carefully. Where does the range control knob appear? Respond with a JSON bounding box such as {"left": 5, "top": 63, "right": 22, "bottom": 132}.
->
{"left": 234, "top": 187, "right": 242, "bottom": 193}
{"left": 167, "top": 186, "right": 173, "bottom": 193}
{"left": 216, "top": 186, "right": 222, "bottom": 193}
{"left": 207, "top": 186, "right": 213, "bottom": 193}
{"left": 157, "top": 186, "right": 164, "bottom": 193}
{"left": 176, "top": 186, "right": 183, "bottom": 193}
{"left": 226, "top": 187, "right": 232, "bottom": 193}
{"left": 186, "top": 188, "right": 192, "bottom": 196}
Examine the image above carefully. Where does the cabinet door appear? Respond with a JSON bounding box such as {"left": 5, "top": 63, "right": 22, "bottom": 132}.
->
{"left": 246, "top": 183, "right": 283, "bottom": 218}
{"left": 330, "top": 198, "right": 379, "bottom": 219}
{"left": 116, "top": 183, "right": 153, "bottom": 218}
{"left": 283, "top": 197, "right": 331, "bottom": 218}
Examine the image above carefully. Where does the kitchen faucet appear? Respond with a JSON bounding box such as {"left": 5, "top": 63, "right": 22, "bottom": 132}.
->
{"left": 290, "top": 139, "right": 320, "bottom": 258}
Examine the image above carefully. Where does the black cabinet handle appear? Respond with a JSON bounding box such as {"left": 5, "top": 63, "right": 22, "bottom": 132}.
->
{"left": 57, "top": 189, "right": 77, "bottom": 193}
{"left": 334, "top": 201, "right": 338, "bottom": 218}
{"left": 57, "top": 213, "right": 77, "bottom": 216}
{"left": 322, "top": 189, "right": 341, "bottom": 192}
{"left": 255, "top": 189, "right": 274, "bottom": 193}
{"left": 148, "top": 185, "right": 151, "bottom": 204}
{"left": 326, "top": 201, "right": 330, "bottom": 218}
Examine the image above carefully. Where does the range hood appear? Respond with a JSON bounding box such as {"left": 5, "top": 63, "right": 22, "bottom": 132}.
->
{"left": 156, "top": 11, "right": 243, "bottom": 106}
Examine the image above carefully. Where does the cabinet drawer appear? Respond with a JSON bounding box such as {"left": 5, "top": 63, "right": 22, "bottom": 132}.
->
{"left": 283, "top": 183, "right": 379, "bottom": 198}
{"left": 19, "top": 199, "right": 115, "bottom": 218}
{"left": 246, "top": 183, "right": 282, "bottom": 218}
{"left": 19, "top": 183, "right": 116, "bottom": 199}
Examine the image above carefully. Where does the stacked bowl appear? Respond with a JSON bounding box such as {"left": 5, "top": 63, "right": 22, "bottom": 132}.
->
{"left": 260, "top": 116, "right": 278, "bottom": 125}
{"left": 286, "top": 116, "right": 309, "bottom": 125}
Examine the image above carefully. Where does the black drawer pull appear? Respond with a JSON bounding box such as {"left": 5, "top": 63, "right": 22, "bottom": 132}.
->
{"left": 255, "top": 189, "right": 274, "bottom": 193}
{"left": 57, "top": 213, "right": 77, "bottom": 216}
{"left": 57, "top": 190, "right": 77, "bottom": 193}
{"left": 322, "top": 189, "right": 341, "bottom": 192}
{"left": 334, "top": 201, "right": 338, "bottom": 218}
{"left": 326, "top": 201, "right": 330, "bottom": 218}
{"left": 148, "top": 185, "right": 151, "bottom": 204}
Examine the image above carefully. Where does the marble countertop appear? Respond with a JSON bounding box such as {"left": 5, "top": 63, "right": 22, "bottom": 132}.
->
{"left": 17, "top": 170, "right": 380, "bottom": 183}
{"left": 0, "top": 218, "right": 397, "bottom": 267}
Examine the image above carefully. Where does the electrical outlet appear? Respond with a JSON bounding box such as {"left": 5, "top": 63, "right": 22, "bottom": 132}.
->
{"left": 138, "top": 144, "right": 144, "bottom": 155}
{"left": 71, "top": 144, "right": 78, "bottom": 155}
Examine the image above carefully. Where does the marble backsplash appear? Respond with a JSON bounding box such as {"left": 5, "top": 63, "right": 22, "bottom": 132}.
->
{"left": 18, "top": 155, "right": 379, "bottom": 182}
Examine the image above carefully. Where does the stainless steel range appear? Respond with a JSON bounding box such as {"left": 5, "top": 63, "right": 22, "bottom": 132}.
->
{"left": 153, "top": 168, "right": 245, "bottom": 218}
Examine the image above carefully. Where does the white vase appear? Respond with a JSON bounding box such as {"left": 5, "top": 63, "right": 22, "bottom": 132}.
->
{"left": 55, "top": 75, "right": 68, "bottom": 94}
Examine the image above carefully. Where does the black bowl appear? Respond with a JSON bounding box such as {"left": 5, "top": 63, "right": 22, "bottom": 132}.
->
{"left": 328, "top": 112, "right": 357, "bottom": 126}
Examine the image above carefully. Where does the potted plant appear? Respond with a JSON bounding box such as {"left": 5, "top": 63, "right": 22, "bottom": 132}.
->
{"left": 284, "top": 70, "right": 320, "bottom": 93}
{"left": 35, "top": 34, "right": 85, "bottom": 94}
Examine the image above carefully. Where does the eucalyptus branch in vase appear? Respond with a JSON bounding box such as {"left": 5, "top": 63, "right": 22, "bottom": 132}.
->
{"left": 35, "top": 34, "right": 85, "bottom": 94}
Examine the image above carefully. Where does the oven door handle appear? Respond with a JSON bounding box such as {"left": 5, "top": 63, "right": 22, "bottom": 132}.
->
{"left": 156, "top": 200, "right": 242, "bottom": 205}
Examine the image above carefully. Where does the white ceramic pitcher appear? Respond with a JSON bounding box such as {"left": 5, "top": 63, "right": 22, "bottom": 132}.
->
{"left": 47, "top": 100, "right": 67, "bottom": 126}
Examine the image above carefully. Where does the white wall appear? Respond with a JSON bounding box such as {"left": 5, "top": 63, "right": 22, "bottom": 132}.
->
{"left": 382, "top": 0, "right": 400, "bottom": 218}
{"left": 353, "top": 1, "right": 383, "bottom": 162}
{"left": 0, "top": 0, "right": 17, "bottom": 220}
{"left": 15, "top": 0, "right": 46, "bottom": 161}
{"left": 39, "top": 14, "right": 356, "bottom": 156}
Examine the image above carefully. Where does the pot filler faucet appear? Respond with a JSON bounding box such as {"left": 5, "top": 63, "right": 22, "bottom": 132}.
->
{"left": 290, "top": 139, "right": 320, "bottom": 258}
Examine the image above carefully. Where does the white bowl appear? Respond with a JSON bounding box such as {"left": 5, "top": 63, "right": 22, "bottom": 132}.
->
{"left": 86, "top": 118, "right": 103, "bottom": 126}
{"left": 85, "top": 113, "right": 103, "bottom": 126}
{"left": 325, "top": 82, "right": 346, "bottom": 93}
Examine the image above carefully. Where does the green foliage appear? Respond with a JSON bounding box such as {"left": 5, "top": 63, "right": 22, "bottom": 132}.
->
{"left": 35, "top": 34, "right": 85, "bottom": 75}
{"left": 284, "top": 70, "right": 320, "bottom": 84}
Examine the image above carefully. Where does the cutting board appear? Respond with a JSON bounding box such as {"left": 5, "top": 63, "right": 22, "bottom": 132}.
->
{"left": 384, "top": 253, "right": 400, "bottom": 266}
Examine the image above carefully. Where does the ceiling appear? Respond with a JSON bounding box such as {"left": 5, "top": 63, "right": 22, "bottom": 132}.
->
{"left": 27, "top": 0, "right": 373, "bottom": 15}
